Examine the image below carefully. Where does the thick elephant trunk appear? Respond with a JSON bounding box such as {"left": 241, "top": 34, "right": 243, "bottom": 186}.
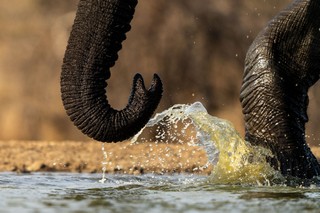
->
{"left": 240, "top": 0, "right": 320, "bottom": 178}
{"left": 61, "top": 0, "right": 163, "bottom": 142}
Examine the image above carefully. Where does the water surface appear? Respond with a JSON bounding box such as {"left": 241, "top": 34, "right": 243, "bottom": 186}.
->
{"left": 1, "top": 172, "right": 320, "bottom": 213}
{"left": 2, "top": 102, "right": 319, "bottom": 212}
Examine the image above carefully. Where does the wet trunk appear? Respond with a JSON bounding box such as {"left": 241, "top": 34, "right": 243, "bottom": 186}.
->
{"left": 240, "top": 0, "right": 320, "bottom": 178}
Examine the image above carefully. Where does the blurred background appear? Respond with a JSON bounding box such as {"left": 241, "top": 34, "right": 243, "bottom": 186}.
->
{"left": 1, "top": 0, "right": 320, "bottom": 146}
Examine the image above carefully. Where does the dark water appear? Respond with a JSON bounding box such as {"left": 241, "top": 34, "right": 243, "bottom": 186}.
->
{"left": 0, "top": 172, "right": 320, "bottom": 213}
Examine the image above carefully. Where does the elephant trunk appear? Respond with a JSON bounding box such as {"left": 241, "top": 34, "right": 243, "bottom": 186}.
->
{"left": 240, "top": 0, "right": 320, "bottom": 178}
{"left": 61, "top": 0, "right": 163, "bottom": 142}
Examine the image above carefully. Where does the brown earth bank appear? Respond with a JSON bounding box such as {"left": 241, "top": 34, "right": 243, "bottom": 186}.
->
{"left": 0, "top": 141, "right": 319, "bottom": 175}
{"left": 0, "top": 140, "right": 212, "bottom": 175}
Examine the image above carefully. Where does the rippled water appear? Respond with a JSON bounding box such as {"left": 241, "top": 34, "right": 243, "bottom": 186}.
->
{"left": 1, "top": 172, "right": 320, "bottom": 213}
{"left": 2, "top": 102, "right": 320, "bottom": 212}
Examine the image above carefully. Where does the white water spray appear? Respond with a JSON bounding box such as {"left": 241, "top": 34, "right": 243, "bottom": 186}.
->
{"left": 99, "top": 143, "right": 108, "bottom": 183}
{"left": 131, "top": 102, "right": 280, "bottom": 184}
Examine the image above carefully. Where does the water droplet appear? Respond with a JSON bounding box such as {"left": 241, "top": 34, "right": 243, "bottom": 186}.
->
{"left": 130, "top": 102, "right": 276, "bottom": 185}
{"left": 99, "top": 143, "right": 108, "bottom": 183}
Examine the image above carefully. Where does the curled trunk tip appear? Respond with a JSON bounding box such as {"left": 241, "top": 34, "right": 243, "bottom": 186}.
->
{"left": 61, "top": 0, "right": 162, "bottom": 142}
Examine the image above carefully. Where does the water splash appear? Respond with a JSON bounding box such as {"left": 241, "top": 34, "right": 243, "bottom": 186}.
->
{"left": 99, "top": 143, "right": 108, "bottom": 183}
{"left": 132, "top": 102, "right": 282, "bottom": 185}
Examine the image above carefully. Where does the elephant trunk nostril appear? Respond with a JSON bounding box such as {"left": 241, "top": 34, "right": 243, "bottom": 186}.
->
{"left": 128, "top": 73, "right": 163, "bottom": 105}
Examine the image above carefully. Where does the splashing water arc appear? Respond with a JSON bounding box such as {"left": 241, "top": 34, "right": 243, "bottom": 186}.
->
{"left": 131, "top": 102, "right": 281, "bottom": 185}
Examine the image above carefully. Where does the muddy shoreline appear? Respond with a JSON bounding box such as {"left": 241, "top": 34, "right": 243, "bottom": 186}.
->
{"left": 0, "top": 140, "right": 319, "bottom": 175}
{"left": 0, "top": 140, "right": 212, "bottom": 174}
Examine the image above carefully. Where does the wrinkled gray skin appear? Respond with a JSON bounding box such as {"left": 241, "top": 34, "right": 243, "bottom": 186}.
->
{"left": 61, "top": 0, "right": 163, "bottom": 142}
{"left": 240, "top": 0, "right": 320, "bottom": 179}
{"left": 61, "top": 0, "right": 319, "bottom": 178}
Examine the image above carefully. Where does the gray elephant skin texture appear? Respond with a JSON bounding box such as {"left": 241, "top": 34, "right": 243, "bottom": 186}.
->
{"left": 60, "top": 0, "right": 320, "bottom": 179}
{"left": 61, "top": 0, "right": 163, "bottom": 142}
{"left": 240, "top": 0, "right": 320, "bottom": 179}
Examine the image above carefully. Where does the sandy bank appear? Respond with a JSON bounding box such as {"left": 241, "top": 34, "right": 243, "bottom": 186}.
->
{"left": 0, "top": 140, "right": 319, "bottom": 175}
{"left": 0, "top": 140, "right": 211, "bottom": 174}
